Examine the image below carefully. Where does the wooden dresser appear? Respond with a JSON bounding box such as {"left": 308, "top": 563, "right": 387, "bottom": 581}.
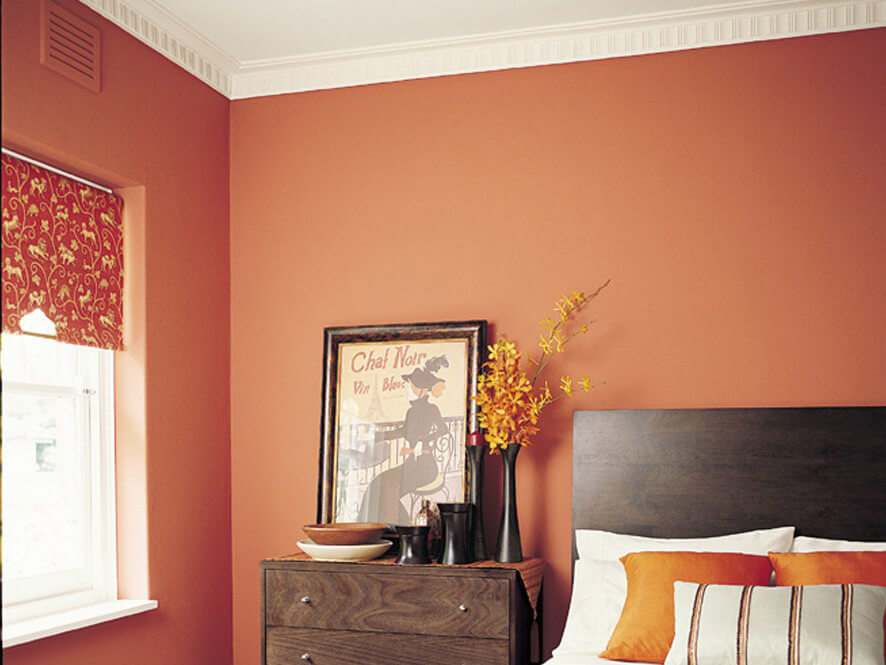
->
{"left": 261, "top": 555, "right": 544, "bottom": 665}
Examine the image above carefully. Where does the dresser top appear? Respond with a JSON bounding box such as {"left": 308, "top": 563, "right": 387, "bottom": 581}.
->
{"left": 264, "top": 552, "right": 542, "bottom": 571}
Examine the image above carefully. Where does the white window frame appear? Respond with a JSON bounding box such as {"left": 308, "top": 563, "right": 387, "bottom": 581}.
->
{"left": 2, "top": 334, "right": 118, "bottom": 624}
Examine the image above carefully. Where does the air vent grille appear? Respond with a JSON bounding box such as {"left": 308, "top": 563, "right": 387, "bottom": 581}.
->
{"left": 40, "top": 0, "right": 101, "bottom": 92}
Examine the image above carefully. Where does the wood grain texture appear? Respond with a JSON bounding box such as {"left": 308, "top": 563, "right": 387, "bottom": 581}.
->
{"left": 572, "top": 407, "right": 886, "bottom": 556}
{"left": 265, "top": 569, "right": 510, "bottom": 639}
{"left": 266, "top": 553, "right": 546, "bottom": 617}
{"left": 266, "top": 626, "right": 509, "bottom": 665}
{"left": 261, "top": 558, "right": 537, "bottom": 664}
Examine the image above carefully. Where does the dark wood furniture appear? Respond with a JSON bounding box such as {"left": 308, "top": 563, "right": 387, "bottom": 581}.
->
{"left": 572, "top": 406, "right": 886, "bottom": 555}
{"left": 261, "top": 556, "right": 543, "bottom": 665}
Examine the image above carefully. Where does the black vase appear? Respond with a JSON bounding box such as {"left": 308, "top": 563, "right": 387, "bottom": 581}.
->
{"left": 495, "top": 443, "right": 523, "bottom": 563}
{"left": 466, "top": 445, "right": 488, "bottom": 560}
{"left": 394, "top": 525, "right": 431, "bottom": 565}
{"left": 437, "top": 502, "right": 472, "bottom": 564}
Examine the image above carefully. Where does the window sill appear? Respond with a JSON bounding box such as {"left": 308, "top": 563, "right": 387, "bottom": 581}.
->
{"left": 2, "top": 599, "right": 158, "bottom": 648}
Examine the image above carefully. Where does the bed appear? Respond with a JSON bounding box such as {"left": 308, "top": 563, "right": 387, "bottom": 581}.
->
{"left": 548, "top": 406, "right": 886, "bottom": 664}
{"left": 547, "top": 656, "right": 636, "bottom": 665}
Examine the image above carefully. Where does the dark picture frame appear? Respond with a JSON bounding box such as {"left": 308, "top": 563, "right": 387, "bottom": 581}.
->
{"left": 318, "top": 320, "right": 486, "bottom": 526}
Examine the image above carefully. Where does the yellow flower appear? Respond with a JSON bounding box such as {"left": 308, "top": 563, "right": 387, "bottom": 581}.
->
{"left": 539, "top": 334, "right": 553, "bottom": 354}
{"left": 543, "top": 381, "right": 552, "bottom": 402}
{"left": 473, "top": 282, "right": 608, "bottom": 450}
{"left": 560, "top": 376, "right": 573, "bottom": 397}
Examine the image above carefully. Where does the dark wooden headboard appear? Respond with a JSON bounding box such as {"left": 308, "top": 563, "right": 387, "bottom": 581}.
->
{"left": 572, "top": 407, "right": 886, "bottom": 555}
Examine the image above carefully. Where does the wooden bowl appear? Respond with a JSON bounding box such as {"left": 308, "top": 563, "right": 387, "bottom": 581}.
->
{"left": 302, "top": 522, "right": 388, "bottom": 546}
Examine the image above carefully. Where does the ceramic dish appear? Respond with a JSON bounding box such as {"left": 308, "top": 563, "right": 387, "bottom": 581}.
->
{"left": 297, "top": 539, "right": 393, "bottom": 562}
{"left": 302, "top": 522, "right": 388, "bottom": 545}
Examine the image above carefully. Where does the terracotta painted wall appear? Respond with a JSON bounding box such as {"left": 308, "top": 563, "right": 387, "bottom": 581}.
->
{"left": 2, "top": 1, "right": 232, "bottom": 664}
{"left": 230, "top": 28, "right": 886, "bottom": 661}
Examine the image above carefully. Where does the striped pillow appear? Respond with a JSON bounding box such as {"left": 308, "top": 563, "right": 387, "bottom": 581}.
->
{"left": 665, "top": 583, "right": 886, "bottom": 665}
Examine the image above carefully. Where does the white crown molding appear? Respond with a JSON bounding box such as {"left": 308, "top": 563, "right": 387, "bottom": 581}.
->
{"left": 78, "top": 0, "right": 237, "bottom": 96}
{"left": 78, "top": 1, "right": 885, "bottom": 100}
{"left": 231, "top": 0, "right": 885, "bottom": 99}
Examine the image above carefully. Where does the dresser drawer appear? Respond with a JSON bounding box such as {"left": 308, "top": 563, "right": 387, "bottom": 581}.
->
{"left": 266, "top": 626, "right": 509, "bottom": 665}
{"left": 265, "top": 569, "right": 509, "bottom": 639}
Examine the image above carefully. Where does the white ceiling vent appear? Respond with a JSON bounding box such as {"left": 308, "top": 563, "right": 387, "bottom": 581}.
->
{"left": 40, "top": 0, "right": 101, "bottom": 92}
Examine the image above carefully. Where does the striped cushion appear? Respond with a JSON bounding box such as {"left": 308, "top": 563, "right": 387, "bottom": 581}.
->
{"left": 665, "top": 583, "right": 886, "bottom": 665}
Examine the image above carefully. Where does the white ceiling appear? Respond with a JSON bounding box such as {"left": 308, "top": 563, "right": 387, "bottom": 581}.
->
{"left": 149, "top": 0, "right": 730, "bottom": 63}
{"left": 78, "top": 0, "right": 885, "bottom": 99}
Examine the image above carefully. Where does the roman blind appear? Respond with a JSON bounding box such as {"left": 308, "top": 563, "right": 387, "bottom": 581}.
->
{"left": 1, "top": 152, "right": 124, "bottom": 350}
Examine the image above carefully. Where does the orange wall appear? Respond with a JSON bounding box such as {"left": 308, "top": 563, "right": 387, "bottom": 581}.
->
{"left": 230, "top": 28, "right": 886, "bottom": 661}
{"left": 2, "top": 1, "right": 232, "bottom": 664}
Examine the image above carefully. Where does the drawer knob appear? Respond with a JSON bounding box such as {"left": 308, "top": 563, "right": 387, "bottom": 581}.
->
{"left": 300, "top": 596, "right": 311, "bottom": 605}
{"left": 301, "top": 654, "right": 312, "bottom": 662}
{"left": 458, "top": 603, "right": 468, "bottom": 612}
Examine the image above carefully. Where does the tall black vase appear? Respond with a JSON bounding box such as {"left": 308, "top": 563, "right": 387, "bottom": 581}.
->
{"left": 466, "top": 445, "right": 489, "bottom": 560}
{"left": 495, "top": 443, "right": 523, "bottom": 563}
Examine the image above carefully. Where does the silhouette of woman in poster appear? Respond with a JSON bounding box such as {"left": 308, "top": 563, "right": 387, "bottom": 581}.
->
{"left": 357, "top": 355, "right": 451, "bottom": 524}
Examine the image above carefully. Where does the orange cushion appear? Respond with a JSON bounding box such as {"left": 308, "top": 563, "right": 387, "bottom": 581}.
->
{"left": 769, "top": 550, "right": 886, "bottom": 586}
{"left": 769, "top": 550, "right": 886, "bottom": 663}
{"left": 600, "top": 551, "right": 773, "bottom": 663}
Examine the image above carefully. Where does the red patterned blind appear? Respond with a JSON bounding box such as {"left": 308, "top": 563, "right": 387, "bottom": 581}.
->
{"left": 2, "top": 153, "right": 124, "bottom": 350}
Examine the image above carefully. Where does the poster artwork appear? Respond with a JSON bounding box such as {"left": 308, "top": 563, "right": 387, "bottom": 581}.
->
{"left": 334, "top": 339, "right": 469, "bottom": 525}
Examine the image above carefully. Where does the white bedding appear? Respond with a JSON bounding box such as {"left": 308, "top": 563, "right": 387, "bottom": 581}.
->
{"left": 545, "top": 651, "right": 649, "bottom": 665}
{"left": 558, "top": 527, "right": 795, "bottom": 654}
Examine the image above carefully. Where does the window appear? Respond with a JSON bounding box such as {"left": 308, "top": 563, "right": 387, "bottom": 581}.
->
{"left": 1, "top": 332, "right": 116, "bottom": 623}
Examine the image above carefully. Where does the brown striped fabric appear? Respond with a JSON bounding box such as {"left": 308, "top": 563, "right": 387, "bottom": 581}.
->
{"left": 788, "top": 586, "right": 803, "bottom": 665}
{"left": 736, "top": 585, "right": 753, "bottom": 665}
{"left": 687, "top": 583, "right": 707, "bottom": 665}
{"left": 841, "top": 584, "right": 853, "bottom": 665}
{"left": 667, "top": 582, "right": 886, "bottom": 665}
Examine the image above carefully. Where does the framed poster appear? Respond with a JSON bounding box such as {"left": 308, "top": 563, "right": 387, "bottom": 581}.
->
{"left": 318, "top": 320, "right": 486, "bottom": 526}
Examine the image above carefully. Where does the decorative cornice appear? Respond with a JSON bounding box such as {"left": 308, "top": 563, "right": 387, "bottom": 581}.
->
{"left": 78, "top": 0, "right": 237, "bottom": 96}
{"left": 78, "top": 0, "right": 886, "bottom": 100}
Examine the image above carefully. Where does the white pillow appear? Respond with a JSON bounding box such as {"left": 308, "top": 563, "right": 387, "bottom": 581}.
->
{"left": 792, "top": 535, "right": 886, "bottom": 552}
{"left": 576, "top": 526, "right": 795, "bottom": 560}
{"left": 552, "top": 527, "right": 795, "bottom": 656}
{"left": 665, "top": 582, "right": 886, "bottom": 665}
{"left": 553, "top": 558, "right": 625, "bottom": 657}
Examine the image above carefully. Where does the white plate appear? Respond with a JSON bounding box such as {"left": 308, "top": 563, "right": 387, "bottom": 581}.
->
{"left": 297, "top": 538, "right": 392, "bottom": 562}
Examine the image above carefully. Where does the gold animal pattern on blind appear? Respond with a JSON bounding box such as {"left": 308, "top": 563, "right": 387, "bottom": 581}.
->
{"left": 1, "top": 153, "right": 124, "bottom": 350}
